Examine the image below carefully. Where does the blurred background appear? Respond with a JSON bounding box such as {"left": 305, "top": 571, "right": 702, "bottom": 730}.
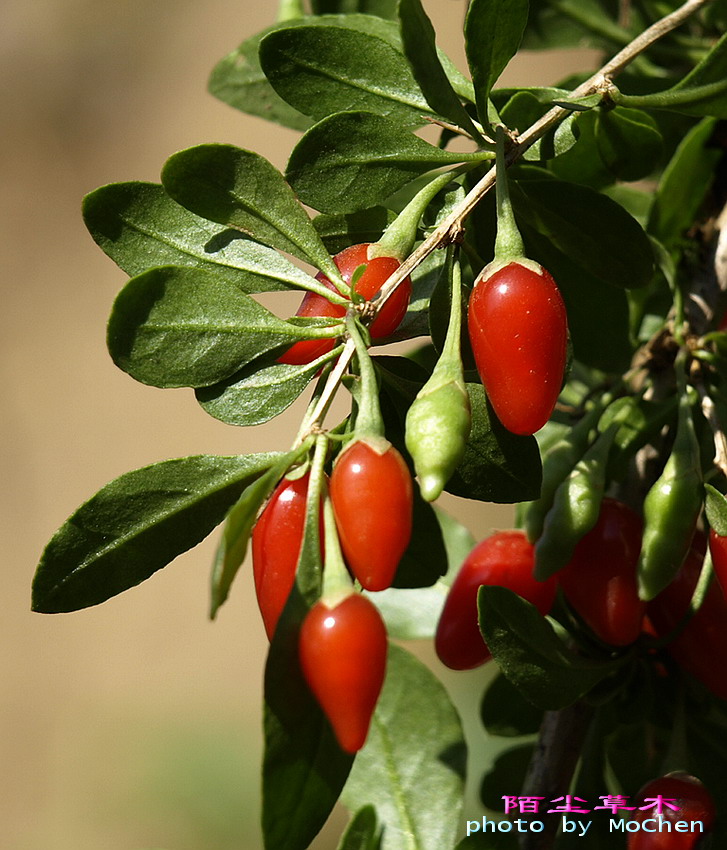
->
{"left": 2, "top": 2, "right": 598, "bottom": 847}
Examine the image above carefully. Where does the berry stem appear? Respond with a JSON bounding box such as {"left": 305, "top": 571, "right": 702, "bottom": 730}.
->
{"left": 320, "top": 496, "right": 355, "bottom": 606}
{"left": 493, "top": 125, "right": 525, "bottom": 264}
{"left": 346, "top": 314, "right": 386, "bottom": 441}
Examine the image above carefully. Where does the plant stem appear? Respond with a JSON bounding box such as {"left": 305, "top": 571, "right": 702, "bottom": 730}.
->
{"left": 494, "top": 125, "right": 525, "bottom": 263}
{"left": 346, "top": 314, "right": 386, "bottom": 440}
{"left": 518, "top": 701, "right": 594, "bottom": 850}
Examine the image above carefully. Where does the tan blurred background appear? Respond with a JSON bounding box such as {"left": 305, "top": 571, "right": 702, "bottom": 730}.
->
{"left": 2, "top": 2, "right": 597, "bottom": 847}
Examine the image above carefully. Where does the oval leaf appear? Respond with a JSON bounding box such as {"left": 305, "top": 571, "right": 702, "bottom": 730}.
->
{"left": 465, "top": 0, "right": 529, "bottom": 126}
{"left": 259, "top": 23, "right": 438, "bottom": 127}
{"left": 287, "top": 111, "right": 483, "bottom": 214}
{"left": 595, "top": 106, "right": 663, "bottom": 182}
{"left": 31, "top": 453, "right": 279, "bottom": 613}
{"left": 511, "top": 178, "right": 655, "bottom": 289}
{"left": 161, "top": 144, "right": 343, "bottom": 282}
{"left": 83, "top": 182, "right": 323, "bottom": 293}
{"left": 342, "top": 644, "right": 466, "bottom": 850}
{"left": 107, "top": 266, "right": 329, "bottom": 389}
{"left": 477, "top": 586, "right": 620, "bottom": 710}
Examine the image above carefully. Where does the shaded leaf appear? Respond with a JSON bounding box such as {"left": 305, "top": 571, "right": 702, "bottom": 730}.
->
{"left": 445, "top": 385, "right": 542, "bottom": 504}
{"left": 338, "top": 806, "right": 382, "bottom": 850}
{"left": 107, "top": 266, "right": 332, "bottom": 389}
{"left": 648, "top": 117, "right": 720, "bottom": 246}
{"left": 287, "top": 111, "right": 484, "bottom": 214}
{"left": 32, "top": 453, "right": 279, "bottom": 613}
{"left": 480, "top": 743, "right": 534, "bottom": 811}
{"left": 312, "top": 0, "right": 397, "bottom": 15}
{"left": 314, "top": 207, "right": 395, "bottom": 253}
{"left": 197, "top": 350, "right": 341, "bottom": 427}
{"left": 511, "top": 178, "right": 654, "bottom": 289}
{"left": 161, "top": 144, "right": 343, "bottom": 282}
{"left": 480, "top": 674, "right": 544, "bottom": 737}
{"left": 595, "top": 106, "right": 663, "bottom": 182}
{"left": 342, "top": 644, "right": 466, "bottom": 850}
{"left": 478, "top": 586, "right": 620, "bottom": 710}
{"left": 208, "top": 24, "right": 312, "bottom": 130}
{"left": 83, "top": 182, "right": 322, "bottom": 293}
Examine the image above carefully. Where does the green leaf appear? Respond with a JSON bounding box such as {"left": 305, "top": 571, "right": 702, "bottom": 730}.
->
{"left": 197, "top": 351, "right": 341, "bottom": 427}
{"left": 286, "top": 111, "right": 484, "bottom": 214}
{"left": 477, "top": 586, "right": 620, "bottom": 710}
{"left": 107, "top": 266, "right": 334, "bottom": 389}
{"left": 511, "top": 178, "right": 654, "bottom": 289}
{"left": 393, "top": 489, "right": 448, "bottom": 588}
{"left": 518, "top": 225, "right": 633, "bottom": 373}
{"left": 161, "top": 145, "right": 343, "bottom": 282}
{"left": 208, "top": 24, "right": 312, "bottom": 131}
{"left": 648, "top": 117, "right": 720, "bottom": 246}
{"left": 594, "top": 106, "right": 663, "bottom": 182}
{"left": 705, "top": 483, "right": 727, "bottom": 536}
{"left": 32, "top": 453, "right": 279, "bottom": 613}
{"left": 259, "top": 23, "right": 439, "bottom": 127}
{"left": 342, "top": 644, "right": 466, "bottom": 850}
{"left": 445, "top": 385, "right": 542, "bottom": 504}
{"left": 480, "top": 743, "right": 534, "bottom": 811}
{"left": 500, "top": 94, "right": 580, "bottom": 161}
{"left": 338, "top": 807, "right": 382, "bottom": 850}
{"left": 465, "top": 0, "right": 529, "bottom": 126}
{"left": 314, "top": 207, "right": 395, "bottom": 253}
{"left": 398, "top": 0, "right": 484, "bottom": 140}
{"left": 210, "top": 448, "right": 309, "bottom": 618}
{"left": 480, "top": 674, "right": 544, "bottom": 737}
{"left": 83, "top": 182, "right": 323, "bottom": 294}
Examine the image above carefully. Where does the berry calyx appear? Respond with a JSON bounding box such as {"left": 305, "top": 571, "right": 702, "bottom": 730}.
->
{"left": 278, "top": 243, "right": 412, "bottom": 365}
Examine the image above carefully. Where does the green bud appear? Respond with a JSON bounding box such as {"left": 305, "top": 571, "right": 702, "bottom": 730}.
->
{"left": 405, "top": 377, "right": 471, "bottom": 502}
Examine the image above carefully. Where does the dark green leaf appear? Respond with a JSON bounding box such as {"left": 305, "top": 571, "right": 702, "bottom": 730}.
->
{"left": 210, "top": 448, "right": 309, "bottom": 618}
{"left": 518, "top": 225, "right": 633, "bottom": 373}
{"left": 338, "top": 806, "right": 382, "bottom": 850}
{"left": 314, "top": 207, "right": 395, "bottom": 253}
{"left": 393, "top": 490, "right": 447, "bottom": 588}
{"left": 477, "top": 586, "right": 620, "bottom": 710}
{"left": 501, "top": 93, "right": 580, "bottom": 161}
{"left": 549, "top": 109, "right": 616, "bottom": 190}
{"left": 445, "top": 385, "right": 543, "bottom": 504}
{"left": 197, "top": 351, "right": 341, "bottom": 427}
{"left": 705, "top": 483, "right": 727, "bottom": 536}
{"left": 287, "top": 112, "right": 484, "bottom": 214}
{"left": 455, "top": 834, "right": 517, "bottom": 850}
{"left": 648, "top": 117, "right": 720, "bottom": 246}
{"left": 161, "top": 144, "right": 343, "bottom": 281}
{"left": 480, "top": 674, "right": 544, "bottom": 737}
{"left": 480, "top": 743, "right": 534, "bottom": 811}
{"left": 465, "top": 0, "right": 529, "bottom": 126}
{"left": 511, "top": 178, "right": 654, "bottom": 289}
{"left": 83, "top": 182, "right": 322, "bottom": 293}
{"left": 259, "top": 23, "right": 438, "bottom": 127}
{"left": 594, "top": 106, "right": 663, "bottom": 181}
{"left": 32, "top": 453, "right": 279, "bottom": 613}
{"left": 398, "top": 0, "right": 483, "bottom": 139}
{"left": 342, "top": 644, "right": 466, "bottom": 850}
{"left": 208, "top": 24, "right": 312, "bottom": 131}
{"left": 107, "top": 266, "right": 333, "bottom": 389}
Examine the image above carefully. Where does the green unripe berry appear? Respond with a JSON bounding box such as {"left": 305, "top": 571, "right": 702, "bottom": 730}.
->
{"left": 405, "top": 377, "right": 471, "bottom": 502}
